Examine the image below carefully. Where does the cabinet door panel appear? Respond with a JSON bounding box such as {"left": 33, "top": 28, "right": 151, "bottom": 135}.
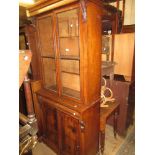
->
{"left": 61, "top": 60, "right": 79, "bottom": 74}
{"left": 57, "top": 8, "right": 80, "bottom": 99}
{"left": 42, "top": 58, "right": 57, "bottom": 91}
{"left": 62, "top": 72, "right": 80, "bottom": 91}
{"left": 69, "top": 17, "right": 79, "bottom": 36}
{"left": 61, "top": 72, "right": 80, "bottom": 99}
{"left": 58, "top": 9, "right": 79, "bottom": 37}
{"left": 37, "top": 15, "right": 58, "bottom": 92}
{"left": 59, "top": 37, "right": 79, "bottom": 57}
{"left": 42, "top": 102, "right": 58, "bottom": 150}
{"left": 58, "top": 18, "right": 69, "bottom": 37}
{"left": 37, "top": 16, "right": 54, "bottom": 57}
{"left": 60, "top": 113, "right": 80, "bottom": 155}
{"left": 58, "top": 8, "right": 79, "bottom": 57}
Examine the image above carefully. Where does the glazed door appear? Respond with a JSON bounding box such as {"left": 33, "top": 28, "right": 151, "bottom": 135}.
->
{"left": 56, "top": 8, "right": 80, "bottom": 99}
{"left": 41, "top": 101, "right": 58, "bottom": 152}
{"left": 59, "top": 112, "right": 80, "bottom": 155}
{"left": 37, "top": 14, "right": 57, "bottom": 92}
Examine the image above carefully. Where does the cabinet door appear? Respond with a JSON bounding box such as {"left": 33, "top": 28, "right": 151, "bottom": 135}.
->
{"left": 59, "top": 112, "right": 80, "bottom": 155}
{"left": 42, "top": 101, "right": 58, "bottom": 151}
{"left": 57, "top": 9, "right": 80, "bottom": 99}
{"left": 37, "top": 15, "right": 57, "bottom": 92}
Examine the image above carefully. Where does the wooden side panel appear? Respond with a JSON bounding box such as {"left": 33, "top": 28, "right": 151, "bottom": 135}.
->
{"left": 81, "top": 102, "right": 100, "bottom": 155}
{"left": 114, "top": 33, "right": 135, "bottom": 81}
{"left": 85, "top": 2, "right": 102, "bottom": 104}
{"left": 30, "top": 80, "right": 43, "bottom": 136}
{"left": 126, "top": 82, "right": 135, "bottom": 127}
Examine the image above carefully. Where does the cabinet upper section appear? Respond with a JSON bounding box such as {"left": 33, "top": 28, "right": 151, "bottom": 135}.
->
{"left": 36, "top": 8, "right": 81, "bottom": 100}
{"left": 30, "top": 0, "right": 102, "bottom": 106}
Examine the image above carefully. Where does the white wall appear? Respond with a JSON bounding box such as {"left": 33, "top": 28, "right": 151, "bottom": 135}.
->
{"left": 124, "top": 0, "right": 135, "bottom": 25}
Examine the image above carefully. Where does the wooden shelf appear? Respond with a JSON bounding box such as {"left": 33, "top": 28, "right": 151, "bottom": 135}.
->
{"left": 61, "top": 70, "right": 79, "bottom": 75}
{"left": 46, "top": 85, "right": 57, "bottom": 92}
{"left": 62, "top": 87, "right": 80, "bottom": 99}
{"left": 42, "top": 56, "right": 55, "bottom": 59}
{"left": 60, "top": 55, "right": 80, "bottom": 60}
{"left": 59, "top": 36, "right": 79, "bottom": 38}
{"left": 103, "top": 0, "right": 122, "bottom": 3}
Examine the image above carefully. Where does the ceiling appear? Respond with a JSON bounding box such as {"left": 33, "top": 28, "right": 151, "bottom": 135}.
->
{"left": 19, "top": 0, "right": 42, "bottom": 8}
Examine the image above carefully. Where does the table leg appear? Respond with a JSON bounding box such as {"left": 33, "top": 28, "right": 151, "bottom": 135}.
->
{"left": 100, "top": 131, "right": 105, "bottom": 154}
{"left": 113, "top": 110, "right": 118, "bottom": 138}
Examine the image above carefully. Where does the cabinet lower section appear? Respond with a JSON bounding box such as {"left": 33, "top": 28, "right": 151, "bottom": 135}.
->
{"left": 36, "top": 96, "right": 100, "bottom": 155}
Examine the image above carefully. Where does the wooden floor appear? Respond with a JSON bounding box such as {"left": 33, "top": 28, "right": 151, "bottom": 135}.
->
{"left": 32, "top": 124, "right": 135, "bottom": 155}
{"left": 104, "top": 125, "right": 134, "bottom": 155}
{"left": 33, "top": 142, "right": 56, "bottom": 155}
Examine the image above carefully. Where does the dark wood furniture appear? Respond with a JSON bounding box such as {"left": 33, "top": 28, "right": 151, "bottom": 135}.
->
{"left": 105, "top": 78, "right": 135, "bottom": 136}
{"left": 100, "top": 101, "right": 120, "bottom": 154}
{"left": 27, "top": 0, "right": 103, "bottom": 154}
{"left": 122, "top": 25, "right": 135, "bottom": 33}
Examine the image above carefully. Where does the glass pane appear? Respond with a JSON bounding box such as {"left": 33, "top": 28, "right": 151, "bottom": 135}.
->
{"left": 57, "top": 9, "right": 80, "bottom": 99}
{"left": 60, "top": 58, "right": 80, "bottom": 99}
{"left": 59, "top": 37, "right": 79, "bottom": 57}
{"left": 58, "top": 9, "right": 79, "bottom": 37}
{"left": 38, "top": 16, "right": 54, "bottom": 57}
{"left": 42, "top": 58, "right": 57, "bottom": 91}
{"left": 61, "top": 60, "right": 79, "bottom": 74}
{"left": 61, "top": 72, "right": 80, "bottom": 99}
{"left": 58, "top": 9, "right": 79, "bottom": 58}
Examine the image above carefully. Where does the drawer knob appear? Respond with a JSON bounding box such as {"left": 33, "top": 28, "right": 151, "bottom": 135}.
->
{"left": 80, "top": 121, "right": 85, "bottom": 132}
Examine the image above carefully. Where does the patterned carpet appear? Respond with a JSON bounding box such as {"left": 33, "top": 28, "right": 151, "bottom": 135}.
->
{"left": 32, "top": 125, "right": 135, "bottom": 155}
